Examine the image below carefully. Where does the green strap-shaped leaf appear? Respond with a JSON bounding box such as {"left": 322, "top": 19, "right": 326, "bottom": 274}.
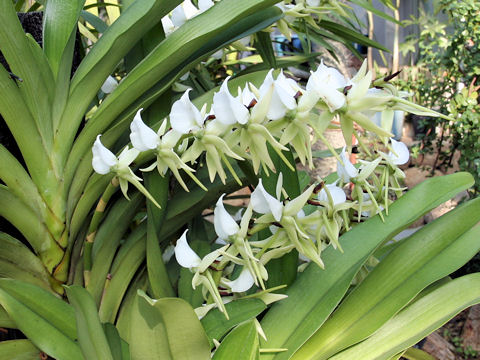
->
{"left": 0, "top": 186, "right": 63, "bottom": 273}
{"left": 0, "top": 304, "right": 15, "bottom": 328}
{"left": 98, "top": 227, "right": 146, "bottom": 323}
{"left": 201, "top": 299, "right": 267, "bottom": 348}
{"left": 145, "top": 172, "right": 174, "bottom": 298}
{"left": 0, "top": 0, "right": 53, "bottom": 147}
{"left": 329, "top": 274, "right": 480, "bottom": 359}
{"left": 103, "top": 323, "right": 131, "bottom": 360}
{"left": 0, "top": 339, "right": 40, "bottom": 360}
{"left": 0, "top": 233, "right": 54, "bottom": 292}
{"left": 65, "top": 285, "right": 114, "bottom": 360}
{"left": 0, "top": 279, "right": 81, "bottom": 360}
{"left": 129, "top": 291, "right": 211, "bottom": 360}
{"left": 293, "top": 198, "right": 480, "bottom": 359}
{"left": 259, "top": 172, "right": 474, "bottom": 360}
{"left": 86, "top": 192, "right": 143, "bottom": 305}
{"left": 255, "top": 30, "right": 277, "bottom": 68}
{"left": 212, "top": 320, "right": 260, "bottom": 360}
{"left": 43, "top": 0, "right": 85, "bottom": 78}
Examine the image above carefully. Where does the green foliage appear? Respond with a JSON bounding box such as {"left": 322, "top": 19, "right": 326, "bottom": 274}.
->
{"left": 399, "top": 0, "right": 480, "bottom": 195}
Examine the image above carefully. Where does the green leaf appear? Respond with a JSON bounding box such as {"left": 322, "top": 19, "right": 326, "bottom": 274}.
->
{"left": 0, "top": 304, "right": 15, "bottom": 328}
{"left": 80, "top": 10, "right": 108, "bottom": 33}
{"left": 201, "top": 299, "right": 267, "bottom": 347}
{"left": 145, "top": 171, "right": 174, "bottom": 298}
{"left": 86, "top": 192, "right": 143, "bottom": 305}
{"left": 319, "top": 19, "right": 390, "bottom": 52}
{"left": 255, "top": 31, "right": 277, "bottom": 68}
{"left": 103, "top": 323, "right": 131, "bottom": 360}
{"left": 129, "top": 291, "right": 211, "bottom": 360}
{"left": 348, "top": 0, "right": 401, "bottom": 24}
{"left": 65, "top": 285, "right": 114, "bottom": 360}
{"left": 328, "top": 274, "right": 480, "bottom": 359}
{"left": 0, "top": 233, "right": 54, "bottom": 292}
{"left": 98, "top": 226, "right": 146, "bottom": 323}
{"left": 402, "top": 348, "right": 436, "bottom": 360}
{"left": 259, "top": 172, "right": 474, "bottom": 360}
{"left": 294, "top": 197, "right": 480, "bottom": 359}
{"left": 212, "top": 320, "right": 260, "bottom": 360}
{"left": 0, "top": 339, "right": 40, "bottom": 360}
{"left": 0, "top": 279, "right": 81, "bottom": 360}
{"left": 43, "top": 0, "right": 84, "bottom": 78}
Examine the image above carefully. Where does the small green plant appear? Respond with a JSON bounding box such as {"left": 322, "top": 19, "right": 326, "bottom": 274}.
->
{"left": 443, "top": 328, "right": 479, "bottom": 359}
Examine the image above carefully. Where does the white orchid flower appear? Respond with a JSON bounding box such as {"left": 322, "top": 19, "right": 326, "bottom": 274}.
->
{"left": 318, "top": 183, "right": 347, "bottom": 206}
{"left": 306, "top": 0, "right": 321, "bottom": 6}
{"left": 169, "top": 89, "right": 204, "bottom": 134}
{"left": 101, "top": 75, "right": 118, "bottom": 94}
{"left": 251, "top": 179, "right": 283, "bottom": 221}
{"left": 212, "top": 77, "right": 249, "bottom": 125}
{"left": 171, "top": 0, "right": 199, "bottom": 27}
{"left": 388, "top": 138, "right": 410, "bottom": 165}
{"left": 259, "top": 70, "right": 299, "bottom": 120}
{"left": 198, "top": 0, "right": 214, "bottom": 12}
{"left": 337, "top": 147, "right": 358, "bottom": 182}
{"left": 161, "top": 16, "right": 175, "bottom": 36}
{"left": 92, "top": 136, "right": 162, "bottom": 207}
{"left": 214, "top": 194, "right": 240, "bottom": 240}
{"left": 222, "top": 267, "right": 255, "bottom": 293}
{"left": 174, "top": 230, "right": 202, "bottom": 268}
{"left": 129, "top": 109, "right": 159, "bottom": 151}
{"left": 92, "top": 135, "right": 117, "bottom": 175}
{"left": 306, "top": 61, "right": 348, "bottom": 112}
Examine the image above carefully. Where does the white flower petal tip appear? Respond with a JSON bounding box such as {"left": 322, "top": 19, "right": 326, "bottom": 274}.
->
{"left": 337, "top": 147, "right": 358, "bottom": 182}
{"left": 101, "top": 75, "right": 118, "bottom": 94}
{"left": 170, "top": 89, "right": 204, "bottom": 134}
{"left": 224, "top": 268, "right": 255, "bottom": 293}
{"left": 129, "top": 109, "right": 159, "bottom": 151}
{"left": 174, "top": 230, "right": 201, "bottom": 269}
{"left": 318, "top": 184, "right": 347, "bottom": 206}
{"left": 306, "top": 0, "right": 321, "bottom": 6}
{"left": 388, "top": 139, "right": 410, "bottom": 165}
{"left": 161, "top": 16, "right": 175, "bottom": 36}
{"left": 212, "top": 77, "right": 249, "bottom": 125}
{"left": 92, "top": 135, "right": 117, "bottom": 175}
{"left": 259, "top": 70, "right": 298, "bottom": 120}
{"left": 214, "top": 194, "right": 240, "bottom": 240}
{"left": 251, "top": 179, "right": 283, "bottom": 221}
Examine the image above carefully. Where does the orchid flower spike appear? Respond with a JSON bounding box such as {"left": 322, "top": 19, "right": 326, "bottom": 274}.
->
{"left": 212, "top": 77, "right": 249, "bottom": 125}
{"left": 129, "top": 109, "right": 159, "bottom": 151}
{"left": 306, "top": 61, "right": 348, "bottom": 112}
{"left": 214, "top": 194, "right": 240, "bottom": 240}
{"left": 101, "top": 75, "right": 118, "bottom": 94}
{"left": 337, "top": 147, "right": 358, "bottom": 182}
{"left": 251, "top": 179, "right": 283, "bottom": 221}
{"left": 169, "top": 89, "right": 204, "bottom": 134}
{"left": 388, "top": 138, "right": 410, "bottom": 165}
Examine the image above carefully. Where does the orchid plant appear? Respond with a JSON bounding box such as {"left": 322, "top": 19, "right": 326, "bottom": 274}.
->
{"left": 1, "top": 0, "right": 480, "bottom": 360}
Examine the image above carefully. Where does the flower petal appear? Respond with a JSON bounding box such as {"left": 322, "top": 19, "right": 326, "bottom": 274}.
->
{"left": 170, "top": 89, "right": 203, "bottom": 134}
{"left": 214, "top": 194, "right": 240, "bottom": 239}
{"left": 251, "top": 179, "right": 283, "bottom": 221}
{"left": 101, "top": 75, "right": 118, "bottom": 94}
{"left": 212, "top": 77, "right": 249, "bottom": 125}
{"left": 198, "top": 0, "right": 214, "bottom": 12}
{"left": 337, "top": 147, "right": 358, "bottom": 182}
{"left": 174, "top": 230, "right": 201, "bottom": 269}
{"left": 318, "top": 184, "right": 346, "bottom": 205}
{"left": 130, "top": 109, "right": 159, "bottom": 151}
{"left": 92, "top": 135, "right": 117, "bottom": 174}
{"left": 388, "top": 138, "right": 409, "bottom": 165}
{"left": 224, "top": 267, "right": 255, "bottom": 293}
